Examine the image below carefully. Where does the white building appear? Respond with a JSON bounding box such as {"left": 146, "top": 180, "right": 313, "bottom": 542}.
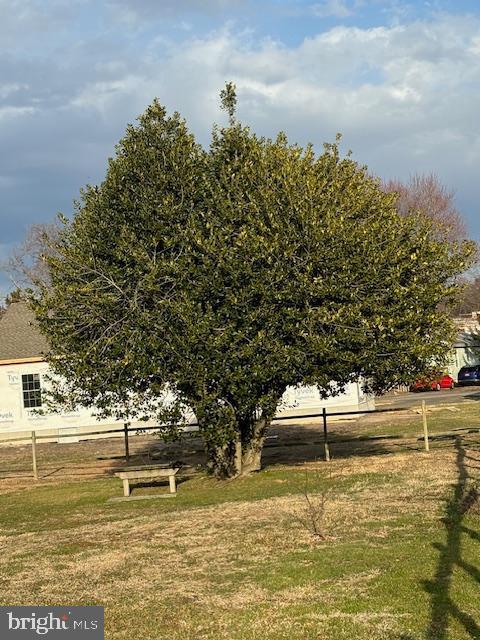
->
{"left": 449, "top": 312, "right": 480, "bottom": 380}
{"left": 0, "top": 302, "right": 145, "bottom": 443}
{"left": 0, "top": 302, "right": 374, "bottom": 443}
{"left": 278, "top": 382, "right": 374, "bottom": 418}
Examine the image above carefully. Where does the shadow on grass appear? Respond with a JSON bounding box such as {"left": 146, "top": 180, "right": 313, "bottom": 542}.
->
{"left": 1, "top": 418, "right": 474, "bottom": 482}
{"left": 122, "top": 421, "right": 409, "bottom": 472}
{"left": 423, "top": 437, "right": 480, "bottom": 639}
{"left": 262, "top": 419, "right": 434, "bottom": 466}
{"left": 128, "top": 476, "right": 189, "bottom": 494}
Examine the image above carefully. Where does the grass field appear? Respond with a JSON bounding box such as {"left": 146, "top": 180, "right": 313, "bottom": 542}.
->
{"left": 0, "top": 399, "right": 479, "bottom": 639}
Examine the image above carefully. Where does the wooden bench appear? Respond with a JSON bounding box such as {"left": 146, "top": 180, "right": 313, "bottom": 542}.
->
{"left": 114, "top": 465, "right": 179, "bottom": 497}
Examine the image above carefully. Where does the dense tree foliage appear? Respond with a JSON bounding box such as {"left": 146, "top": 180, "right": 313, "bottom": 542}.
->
{"left": 32, "top": 86, "right": 475, "bottom": 477}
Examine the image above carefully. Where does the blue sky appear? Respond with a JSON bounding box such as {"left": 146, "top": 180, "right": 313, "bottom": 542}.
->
{"left": 1, "top": 0, "right": 480, "bottom": 296}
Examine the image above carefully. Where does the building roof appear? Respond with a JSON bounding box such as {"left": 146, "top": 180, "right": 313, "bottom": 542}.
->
{"left": 0, "top": 302, "right": 49, "bottom": 362}
{"left": 453, "top": 331, "right": 480, "bottom": 348}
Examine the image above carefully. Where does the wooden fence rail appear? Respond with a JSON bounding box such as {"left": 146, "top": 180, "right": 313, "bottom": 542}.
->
{"left": 4, "top": 402, "right": 436, "bottom": 481}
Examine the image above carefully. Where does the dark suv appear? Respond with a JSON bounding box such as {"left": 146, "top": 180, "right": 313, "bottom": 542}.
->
{"left": 457, "top": 365, "right": 480, "bottom": 386}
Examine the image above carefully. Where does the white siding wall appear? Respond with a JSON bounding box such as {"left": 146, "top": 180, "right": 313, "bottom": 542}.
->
{"left": 0, "top": 361, "right": 156, "bottom": 443}
{"left": 447, "top": 348, "right": 480, "bottom": 382}
{"left": 278, "top": 381, "right": 375, "bottom": 418}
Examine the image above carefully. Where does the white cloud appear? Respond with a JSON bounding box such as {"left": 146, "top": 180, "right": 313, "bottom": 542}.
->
{"left": 70, "top": 76, "right": 145, "bottom": 114}
{"left": 107, "top": 0, "right": 244, "bottom": 24}
{"left": 0, "top": 84, "right": 28, "bottom": 100}
{"left": 67, "top": 15, "right": 478, "bottom": 233}
{"left": 1, "top": 5, "right": 480, "bottom": 299}
{"left": 0, "top": 0, "right": 81, "bottom": 48}
{"left": 123, "top": 15, "right": 480, "bottom": 165}
{"left": 0, "top": 106, "right": 36, "bottom": 121}
{"left": 310, "top": 0, "right": 354, "bottom": 18}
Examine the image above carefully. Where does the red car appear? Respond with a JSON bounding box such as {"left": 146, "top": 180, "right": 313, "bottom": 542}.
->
{"left": 410, "top": 375, "right": 455, "bottom": 392}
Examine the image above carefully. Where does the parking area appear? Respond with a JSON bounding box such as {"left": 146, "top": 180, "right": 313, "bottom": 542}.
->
{"left": 377, "top": 386, "right": 480, "bottom": 409}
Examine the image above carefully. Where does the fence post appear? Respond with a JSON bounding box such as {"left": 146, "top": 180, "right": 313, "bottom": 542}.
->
{"left": 422, "top": 400, "right": 430, "bottom": 452}
{"left": 124, "top": 423, "right": 130, "bottom": 463}
{"left": 322, "top": 407, "right": 330, "bottom": 461}
{"left": 31, "top": 431, "right": 38, "bottom": 480}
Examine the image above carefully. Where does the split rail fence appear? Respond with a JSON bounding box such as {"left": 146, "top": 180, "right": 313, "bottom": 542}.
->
{"left": 0, "top": 400, "right": 445, "bottom": 481}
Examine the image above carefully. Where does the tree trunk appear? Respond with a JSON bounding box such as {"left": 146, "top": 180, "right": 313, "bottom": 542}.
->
{"left": 239, "top": 416, "right": 268, "bottom": 475}
{"left": 196, "top": 401, "right": 241, "bottom": 479}
{"left": 198, "top": 403, "right": 273, "bottom": 479}
{"left": 204, "top": 436, "right": 242, "bottom": 479}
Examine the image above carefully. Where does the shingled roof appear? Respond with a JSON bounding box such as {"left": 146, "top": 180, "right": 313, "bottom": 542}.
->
{"left": 0, "top": 302, "right": 49, "bottom": 362}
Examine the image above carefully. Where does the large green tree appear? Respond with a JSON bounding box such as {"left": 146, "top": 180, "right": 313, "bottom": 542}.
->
{"left": 32, "top": 86, "right": 474, "bottom": 478}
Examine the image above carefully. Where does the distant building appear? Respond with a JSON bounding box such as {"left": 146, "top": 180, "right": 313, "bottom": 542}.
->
{"left": 278, "top": 382, "right": 374, "bottom": 418}
{"left": 449, "top": 312, "right": 480, "bottom": 379}
{"left": 0, "top": 302, "right": 140, "bottom": 443}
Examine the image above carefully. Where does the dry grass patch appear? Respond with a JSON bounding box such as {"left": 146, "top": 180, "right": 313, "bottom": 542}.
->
{"left": 0, "top": 442, "right": 479, "bottom": 639}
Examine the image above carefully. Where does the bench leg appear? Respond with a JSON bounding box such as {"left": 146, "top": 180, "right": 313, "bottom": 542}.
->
{"left": 169, "top": 474, "right": 176, "bottom": 494}
{"left": 123, "top": 478, "right": 130, "bottom": 497}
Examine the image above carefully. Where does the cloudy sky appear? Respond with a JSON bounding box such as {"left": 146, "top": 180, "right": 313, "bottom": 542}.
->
{"left": 1, "top": 0, "right": 479, "bottom": 296}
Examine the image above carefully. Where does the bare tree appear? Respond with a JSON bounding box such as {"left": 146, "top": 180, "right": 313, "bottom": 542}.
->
{"left": 383, "top": 173, "right": 468, "bottom": 244}
{"left": 451, "top": 275, "right": 480, "bottom": 315}
{"left": 0, "top": 287, "right": 25, "bottom": 318}
{"left": 3, "top": 220, "right": 62, "bottom": 294}
{"left": 292, "top": 469, "right": 331, "bottom": 542}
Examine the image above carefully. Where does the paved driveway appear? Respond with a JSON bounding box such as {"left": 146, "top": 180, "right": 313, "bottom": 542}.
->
{"left": 376, "top": 386, "right": 480, "bottom": 410}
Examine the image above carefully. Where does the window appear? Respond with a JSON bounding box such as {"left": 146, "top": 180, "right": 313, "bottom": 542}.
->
{"left": 22, "top": 373, "right": 42, "bottom": 409}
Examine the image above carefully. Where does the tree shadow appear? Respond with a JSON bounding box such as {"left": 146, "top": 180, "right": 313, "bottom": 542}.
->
{"left": 262, "top": 420, "right": 413, "bottom": 466}
{"left": 0, "top": 416, "right": 431, "bottom": 483}
{"left": 464, "top": 391, "right": 480, "bottom": 401}
{"left": 121, "top": 420, "right": 416, "bottom": 473}
{"left": 105, "top": 405, "right": 480, "bottom": 478}
{"left": 128, "top": 476, "right": 189, "bottom": 493}
{"left": 423, "top": 437, "right": 480, "bottom": 639}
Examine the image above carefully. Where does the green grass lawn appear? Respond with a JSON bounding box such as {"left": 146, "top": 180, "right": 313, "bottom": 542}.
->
{"left": 0, "top": 406, "right": 479, "bottom": 639}
{"left": 331, "top": 399, "right": 480, "bottom": 440}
